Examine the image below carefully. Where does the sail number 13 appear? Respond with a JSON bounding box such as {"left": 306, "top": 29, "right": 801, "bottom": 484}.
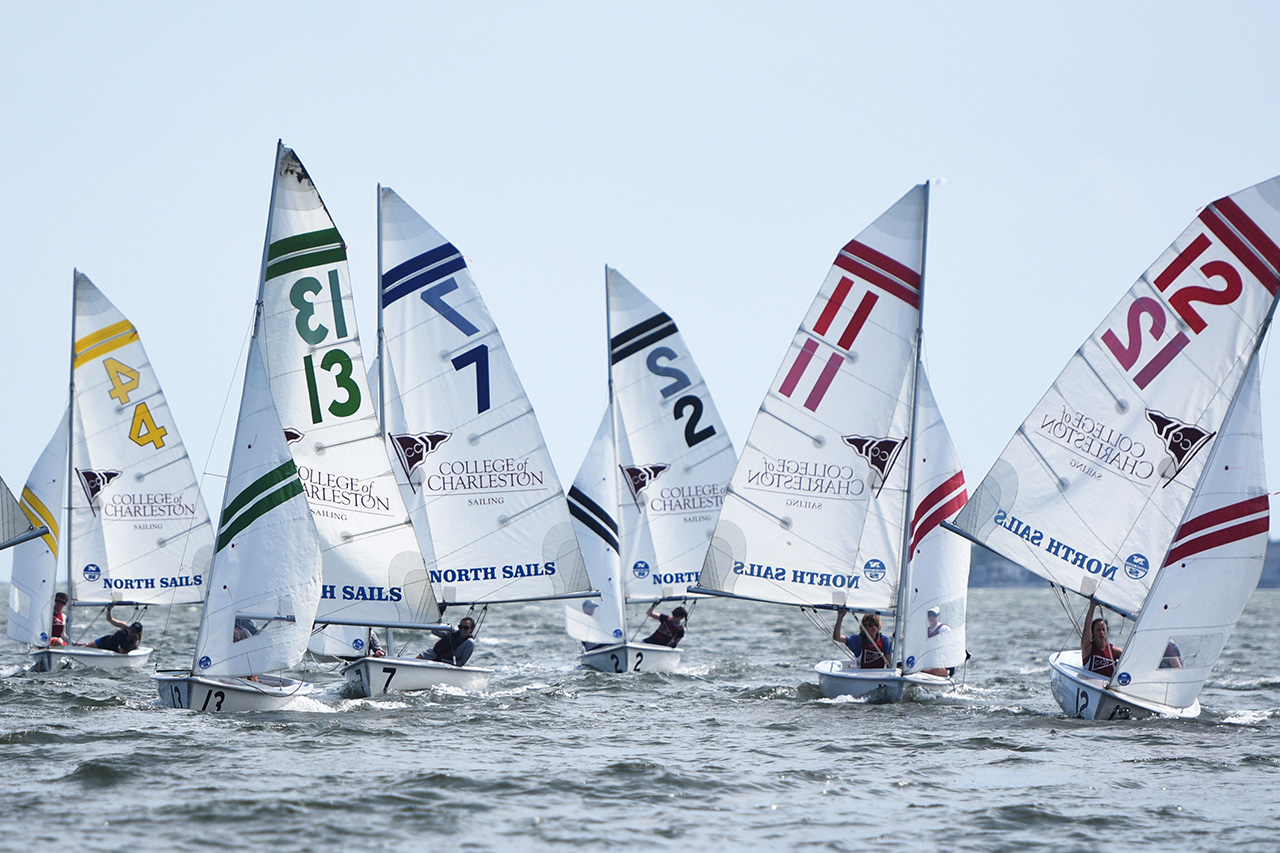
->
{"left": 292, "top": 272, "right": 361, "bottom": 424}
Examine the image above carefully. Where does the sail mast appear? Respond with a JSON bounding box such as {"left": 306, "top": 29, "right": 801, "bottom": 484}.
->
{"left": 64, "top": 271, "right": 78, "bottom": 626}
{"left": 376, "top": 184, "right": 386, "bottom": 440}
{"left": 892, "top": 182, "right": 930, "bottom": 661}
{"left": 603, "top": 266, "right": 629, "bottom": 636}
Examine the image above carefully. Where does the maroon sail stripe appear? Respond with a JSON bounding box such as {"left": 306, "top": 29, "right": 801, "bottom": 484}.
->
{"left": 909, "top": 491, "right": 969, "bottom": 557}
{"left": 1172, "top": 494, "right": 1269, "bottom": 542}
{"left": 803, "top": 351, "right": 844, "bottom": 412}
{"left": 836, "top": 291, "right": 879, "bottom": 350}
{"left": 779, "top": 338, "right": 820, "bottom": 398}
{"left": 1214, "top": 195, "right": 1280, "bottom": 286}
{"left": 1153, "top": 234, "right": 1210, "bottom": 292}
{"left": 911, "top": 470, "right": 967, "bottom": 531}
{"left": 813, "top": 277, "right": 853, "bottom": 337}
{"left": 1163, "top": 516, "right": 1269, "bottom": 567}
{"left": 841, "top": 239, "right": 921, "bottom": 287}
{"left": 1199, "top": 205, "right": 1280, "bottom": 296}
{"left": 832, "top": 254, "right": 920, "bottom": 309}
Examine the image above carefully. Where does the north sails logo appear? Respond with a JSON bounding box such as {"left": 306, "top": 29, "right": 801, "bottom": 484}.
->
{"left": 841, "top": 436, "right": 904, "bottom": 496}
{"left": 283, "top": 427, "right": 305, "bottom": 445}
{"left": 391, "top": 431, "right": 452, "bottom": 480}
{"left": 1145, "top": 409, "right": 1214, "bottom": 486}
{"left": 76, "top": 468, "right": 121, "bottom": 515}
{"left": 621, "top": 464, "right": 668, "bottom": 504}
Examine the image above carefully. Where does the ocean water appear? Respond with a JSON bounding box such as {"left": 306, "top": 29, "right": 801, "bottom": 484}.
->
{"left": 1, "top": 586, "right": 1277, "bottom": 852}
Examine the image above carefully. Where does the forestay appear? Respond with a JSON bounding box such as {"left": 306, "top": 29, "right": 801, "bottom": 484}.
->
{"left": 6, "top": 412, "right": 67, "bottom": 646}
{"left": 1111, "top": 355, "right": 1269, "bottom": 709}
{"left": 67, "top": 273, "right": 213, "bottom": 607}
{"left": 699, "top": 185, "right": 927, "bottom": 611}
{"left": 378, "top": 187, "right": 588, "bottom": 606}
{"left": 192, "top": 335, "right": 322, "bottom": 678}
{"left": 951, "top": 177, "right": 1280, "bottom": 617}
{"left": 256, "top": 148, "right": 438, "bottom": 629}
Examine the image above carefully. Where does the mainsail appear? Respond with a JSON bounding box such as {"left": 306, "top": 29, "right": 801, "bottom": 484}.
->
{"left": 696, "top": 184, "right": 969, "bottom": 676}
{"left": 192, "top": 333, "right": 322, "bottom": 678}
{"left": 66, "top": 273, "right": 213, "bottom": 608}
{"left": 567, "top": 269, "right": 736, "bottom": 645}
{"left": 950, "top": 177, "right": 1280, "bottom": 618}
{"left": 377, "top": 186, "right": 588, "bottom": 607}
{"left": 6, "top": 412, "right": 68, "bottom": 646}
{"left": 255, "top": 148, "right": 439, "bottom": 632}
{"left": 699, "top": 185, "right": 929, "bottom": 613}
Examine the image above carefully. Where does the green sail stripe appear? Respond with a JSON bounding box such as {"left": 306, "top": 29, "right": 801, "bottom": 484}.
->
{"left": 215, "top": 478, "right": 305, "bottom": 553}
{"left": 221, "top": 459, "right": 299, "bottom": 524}
{"left": 265, "top": 247, "right": 348, "bottom": 280}
{"left": 267, "top": 228, "right": 343, "bottom": 262}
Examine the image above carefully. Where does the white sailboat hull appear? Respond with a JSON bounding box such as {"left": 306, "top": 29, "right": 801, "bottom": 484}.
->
{"left": 153, "top": 671, "right": 317, "bottom": 712}
{"left": 342, "top": 656, "right": 493, "bottom": 696}
{"left": 29, "top": 645, "right": 153, "bottom": 672}
{"left": 1048, "top": 651, "right": 1201, "bottom": 720}
{"left": 814, "top": 659, "right": 952, "bottom": 702}
{"left": 578, "top": 642, "right": 681, "bottom": 674}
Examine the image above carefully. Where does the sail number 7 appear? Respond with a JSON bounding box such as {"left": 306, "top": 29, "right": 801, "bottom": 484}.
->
{"left": 422, "top": 279, "right": 491, "bottom": 415}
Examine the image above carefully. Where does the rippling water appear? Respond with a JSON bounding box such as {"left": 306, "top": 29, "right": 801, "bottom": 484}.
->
{"left": 2, "top": 586, "right": 1277, "bottom": 851}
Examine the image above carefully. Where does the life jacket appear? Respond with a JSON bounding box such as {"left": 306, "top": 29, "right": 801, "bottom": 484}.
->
{"left": 52, "top": 610, "right": 65, "bottom": 639}
{"left": 861, "top": 635, "right": 889, "bottom": 669}
{"left": 1085, "top": 643, "right": 1119, "bottom": 678}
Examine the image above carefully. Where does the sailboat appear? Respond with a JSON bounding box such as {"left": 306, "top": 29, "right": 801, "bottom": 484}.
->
{"left": 566, "top": 268, "right": 736, "bottom": 673}
{"left": 1, "top": 474, "right": 46, "bottom": 553}
{"left": 154, "top": 333, "right": 324, "bottom": 711}
{"left": 351, "top": 187, "right": 593, "bottom": 694}
{"left": 238, "top": 147, "right": 450, "bottom": 699}
{"left": 692, "top": 184, "right": 972, "bottom": 702}
{"left": 17, "top": 273, "right": 214, "bottom": 673}
{"left": 947, "top": 176, "right": 1280, "bottom": 719}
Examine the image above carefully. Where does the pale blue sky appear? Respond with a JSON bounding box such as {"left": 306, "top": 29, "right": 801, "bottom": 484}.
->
{"left": 4, "top": 3, "right": 1280, "bottom": 581}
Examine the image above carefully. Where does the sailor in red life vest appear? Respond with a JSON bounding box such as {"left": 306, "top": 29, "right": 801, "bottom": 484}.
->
{"left": 1081, "top": 599, "right": 1123, "bottom": 678}
{"left": 49, "top": 591, "right": 68, "bottom": 647}
{"left": 642, "top": 602, "right": 687, "bottom": 647}
{"left": 832, "top": 608, "right": 892, "bottom": 669}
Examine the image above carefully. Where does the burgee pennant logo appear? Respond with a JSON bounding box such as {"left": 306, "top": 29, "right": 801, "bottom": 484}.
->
{"left": 1145, "top": 409, "right": 1214, "bottom": 486}
{"left": 76, "top": 468, "right": 121, "bottom": 515}
{"left": 841, "top": 435, "right": 904, "bottom": 497}
{"left": 621, "top": 464, "right": 669, "bottom": 505}
{"left": 391, "top": 431, "right": 452, "bottom": 483}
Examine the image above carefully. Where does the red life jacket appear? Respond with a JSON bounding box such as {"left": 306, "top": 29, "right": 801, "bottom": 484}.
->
{"left": 1085, "top": 643, "right": 1119, "bottom": 678}
{"left": 861, "top": 635, "right": 889, "bottom": 669}
{"left": 52, "top": 610, "right": 65, "bottom": 639}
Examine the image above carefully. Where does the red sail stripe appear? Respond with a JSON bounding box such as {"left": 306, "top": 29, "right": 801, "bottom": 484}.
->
{"left": 911, "top": 470, "right": 967, "bottom": 531}
{"left": 841, "top": 239, "right": 921, "bottom": 287}
{"left": 836, "top": 291, "right": 879, "bottom": 350}
{"left": 1199, "top": 205, "right": 1280, "bottom": 296}
{"left": 1172, "top": 494, "right": 1269, "bottom": 543}
{"left": 1162, "top": 516, "right": 1269, "bottom": 567}
{"left": 909, "top": 491, "right": 969, "bottom": 557}
{"left": 1153, "top": 233, "right": 1210, "bottom": 292}
{"left": 813, "top": 277, "right": 853, "bottom": 337}
{"left": 833, "top": 254, "right": 920, "bottom": 309}
{"left": 1213, "top": 195, "right": 1280, "bottom": 289}
{"left": 803, "top": 351, "right": 844, "bottom": 412}
{"left": 779, "top": 338, "right": 819, "bottom": 398}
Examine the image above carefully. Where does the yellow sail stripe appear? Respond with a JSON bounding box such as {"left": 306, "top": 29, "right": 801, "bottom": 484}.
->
{"left": 73, "top": 320, "right": 138, "bottom": 369}
{"left": 20, "top": 487, "right": 58, "bottom": 554}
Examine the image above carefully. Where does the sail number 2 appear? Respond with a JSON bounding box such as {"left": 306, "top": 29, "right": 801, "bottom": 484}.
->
{"left": 646, "top": 347, "right": 717, "bottom": 447}
{"left": 102, "top": 357, "right": 167, "bottom": 449}
{"left": 292, "top": 273, "right": 362, "bottom": 424}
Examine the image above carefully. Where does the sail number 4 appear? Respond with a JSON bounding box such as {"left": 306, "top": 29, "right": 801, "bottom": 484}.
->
{"left": 103, "top": 357, "right": 168, "bottom": 449}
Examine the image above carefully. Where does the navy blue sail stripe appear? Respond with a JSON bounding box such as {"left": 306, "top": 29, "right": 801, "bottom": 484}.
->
{"left": 610, "top": 313, "right": 677, "bottom": 364}
{"left": 382, "top": 243, "right": 468, "bottom": 307}
{"left": 568, "top": 486, "right": 619, "bottom": 552}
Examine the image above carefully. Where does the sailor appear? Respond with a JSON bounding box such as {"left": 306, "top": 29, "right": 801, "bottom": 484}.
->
{"left": 1081, "top": 599, "right": 1123, "bottom": 677}
{"left": 832, "top": 608, "right": 892, "bottom": 669}
{"left": 75, "top": 604, "right": 143, "bottom": 654}
{"left": 49, "top": 592, "right": 69, "bottom": 647}
{"left": 417, "top": 617, "right": 476, "bottom": 666}
{"left": 642, "top": 602, "right": 686, "bottom": 647}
